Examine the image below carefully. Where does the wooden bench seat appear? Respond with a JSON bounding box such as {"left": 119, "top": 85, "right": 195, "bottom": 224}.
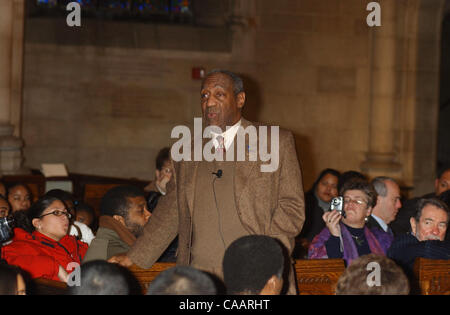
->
{"left": 413, "top": 257, "right": 450, "bottom": 295}
{"left": 294, "top": 259, "right": 346, "bottom": 295}
{"left": 32, "top": 260, "right": 346, "bottom": 295}
{"left": 128, "top": 262, "right": 177, "bottom": 294}
{"left": 33, "top": 278, "right": 68, "bottom": 295}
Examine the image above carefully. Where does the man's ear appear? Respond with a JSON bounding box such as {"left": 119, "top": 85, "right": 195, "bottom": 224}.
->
{"left": 259, "top": 275, "right": 282, "bottom": 295}
{"left": 113, "top": 215, "right": 126, "bottom": 226}
{"left": 435, "top": 178, "right": 439, "bottom": 193}
{"left": 236, "top": 92, "right": 245, "bottom": 109}
{"left": 410, "top": 217, "right": 417, "bottom": 235}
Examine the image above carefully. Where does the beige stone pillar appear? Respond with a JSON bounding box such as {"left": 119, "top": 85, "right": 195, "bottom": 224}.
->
{"left": 0, "top": 0, "right": 27, "bottom": 175}
{"left": 361, "top": 0, "right": 401, "bottom": 179}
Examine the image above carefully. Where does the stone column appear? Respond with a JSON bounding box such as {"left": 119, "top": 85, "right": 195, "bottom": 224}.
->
{"left": 0, "top": 0, "right": 27, "bottom": 175}
{"left": 361, "top": 0, "right": 401, "bottom": 179}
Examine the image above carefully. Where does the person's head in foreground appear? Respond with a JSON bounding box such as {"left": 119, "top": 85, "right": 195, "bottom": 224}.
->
{"left": 223, "top": 235, "right": 284, "bottom": 295}
{"left": 335, "top": 254, "right": 410, "bottom": 295}
{"left": 146, "top": 266, "right": 217, "bottom": 295}
{"left": 68, "top": 260, "right": 130, "bottom": 295}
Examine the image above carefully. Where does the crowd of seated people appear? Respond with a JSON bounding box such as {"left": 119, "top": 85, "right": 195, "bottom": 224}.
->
{"left": 0, "top": 165, "right": 449, "bottom": 295}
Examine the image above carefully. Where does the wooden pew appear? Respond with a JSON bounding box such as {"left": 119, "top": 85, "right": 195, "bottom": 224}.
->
{"left": 128, "top": 262, "right": 177, "bottom": 294}
{"left": 83, "top": 183, "right": 122, "bottom": 216}
{"left": 33, "top": 278, "right": 68, "bottom": 295}
{"left": 294, "top": 259, "right": 346, "bottom": 295}
{"left": 32, "top": 263, "right": 176, "bottom": 295}
{"left": 81, "top": 180, "right": 148, "bottom": 216}
{"left": 413, "top": 257, "right": 450, "bottom": 295}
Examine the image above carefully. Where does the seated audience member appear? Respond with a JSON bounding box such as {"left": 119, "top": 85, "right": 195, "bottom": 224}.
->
{"left": 300, "top": 169, "right": 340, "bottom": 243}
{"left": 391, "top": 166, "right": 450, "bottom": 235}
{"left": 144, "top": 147, "right": 173, "bottom": 204}
{"left": 222, "top": 235, "right": 284, "bottom": 295}
{"left": 7, "top": 183, "right": 31, "bottom": 213}
{"left": 0, "top": 263, "right": 27, "bottom": 295}
{"left": 46, "top": 189, "right": 95, "bottom": 245}
{"left": 75, "top": 201, "right": 97, "bottom": 233}
{"left": 68, "top": 260, "right": 132, "bottom": 295}
{"left": 146, "top": 266, "right": 217, "bottom": 295}
{"left": 0, "top": 181, "right": 6, "bottom": 197}
{"left": 0, "top": 194, "right": 11, "bottom": 218}
{"left": 308, "top": 180, "right": 393, "bottom": 266}
{"left": 82, "top": 185, "right": 151, "bottom": 263}
{"left": 1, "top": 195, "right": 88, "bottom": 282}
{"left": 368, "top": 177, "right": 402, "bottom": 235}
{"left": 388, "top": 198, "right": 450, "bottom": 278}
{"left": 335, "top": 254, "right": 410, "bottom": 295}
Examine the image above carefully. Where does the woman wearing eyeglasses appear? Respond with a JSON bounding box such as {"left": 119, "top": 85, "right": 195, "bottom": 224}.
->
{"left": 0, "top": 195, "right": 88, "bottom": 282}
{"left": 308, "top": 180, "right": 393, "bottom": 266}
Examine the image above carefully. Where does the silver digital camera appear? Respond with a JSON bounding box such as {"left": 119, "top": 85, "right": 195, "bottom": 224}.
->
{"left": 330, "top": 196, "right": 346, "bottom": 218}
{"left": 0, "top": 216, "right": 14, "bottom": 243}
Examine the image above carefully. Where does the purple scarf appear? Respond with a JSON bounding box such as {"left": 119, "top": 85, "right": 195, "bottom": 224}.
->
{"left": 308, "top": 222, "right": 393, "bottom": 265}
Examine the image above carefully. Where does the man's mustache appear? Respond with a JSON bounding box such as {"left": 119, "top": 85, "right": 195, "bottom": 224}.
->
{"left": 425, "top": 235, "right": 441, "bottom": 240}
{"left": 205, "top": 108, "right": 220, "bottom": 114}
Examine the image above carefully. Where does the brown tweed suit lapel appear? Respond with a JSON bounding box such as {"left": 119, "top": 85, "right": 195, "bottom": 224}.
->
{"left": 234, "top": 118, "right": 258, "bottom": 204}
{"left": 185, "top": 137, "right": 202, "bottom": 217}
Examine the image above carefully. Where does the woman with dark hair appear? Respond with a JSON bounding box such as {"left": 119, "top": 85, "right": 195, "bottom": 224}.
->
{"left": 0, "top": 263, "right": 27, "bottom": 295}
{"left": 0, "top": 195, "right": 88, "bottom": 282}
{"left": 308, "top": 180, "right": 393, "bottom": 265}
{"left": 300, "top": 169, "right": 340, "bottom": 243}
{"left": 7, "top": 183, "right": 32, "bottom": 213}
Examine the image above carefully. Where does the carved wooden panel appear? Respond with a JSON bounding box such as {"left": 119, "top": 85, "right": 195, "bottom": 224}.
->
{"left": 294, "top": 259, "right": 346, "bottom": 295}
{"left": 413, "top": 257, "right": 450, "bottom": 295}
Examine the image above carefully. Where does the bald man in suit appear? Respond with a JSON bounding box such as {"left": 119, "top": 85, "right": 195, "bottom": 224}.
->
{"left": 110, "top": 70, "right": 305, "bottom": 294}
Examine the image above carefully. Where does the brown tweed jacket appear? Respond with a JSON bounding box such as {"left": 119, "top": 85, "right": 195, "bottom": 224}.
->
{"left": 127, "top": 118, "right": 305, "bottom": 293}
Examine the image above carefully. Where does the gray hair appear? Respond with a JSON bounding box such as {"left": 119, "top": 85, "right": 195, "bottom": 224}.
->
{"left": 372, "top": 177, "right": 397, "bottom": 197}
{"left": 414, "top": 198, "right": 450, "bottom": 223}
{"left": 203, "top": 69, "right": 245, "bottom": 95}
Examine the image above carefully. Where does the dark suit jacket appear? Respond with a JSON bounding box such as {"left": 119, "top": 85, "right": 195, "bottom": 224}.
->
{"left": 387, "top": 233, "right": 450, "bottom": 278}
{"left": 366, "top": 215, "right": 387, "bottom": 232}
{"left": 127, "top": 118, "right": 305, "bottom": 293}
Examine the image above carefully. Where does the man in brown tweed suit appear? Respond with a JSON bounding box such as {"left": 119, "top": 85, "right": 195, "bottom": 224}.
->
{"left": 110, "top": 70, "right": 305, "bottom": 294}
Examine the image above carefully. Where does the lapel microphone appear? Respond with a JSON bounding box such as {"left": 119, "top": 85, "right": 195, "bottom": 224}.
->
{"left": 212, "top": 169, "right": 223, "bottom": 178}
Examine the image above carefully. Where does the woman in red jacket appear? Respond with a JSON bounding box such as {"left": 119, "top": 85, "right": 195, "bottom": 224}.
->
{"left": 1, "top": 195, "right": 88, "bottom": 282}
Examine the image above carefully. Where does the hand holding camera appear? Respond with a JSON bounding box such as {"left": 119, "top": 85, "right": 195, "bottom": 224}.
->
{"left": 323, "top": 210, "right": 342, "bottom": 237}
{"left": 322, "top": 197, "right": 346, "bottom": 237}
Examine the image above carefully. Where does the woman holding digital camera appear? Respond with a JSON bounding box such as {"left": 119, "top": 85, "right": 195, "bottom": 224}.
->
{"left": 308, "top": 179, "right": 393, "bottom": 265}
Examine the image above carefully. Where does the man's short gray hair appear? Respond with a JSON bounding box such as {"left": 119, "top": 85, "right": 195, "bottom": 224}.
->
{"left": 414, "top": 198, "right": 450, "bottom": 223}
{"left": 204, "top": 69, "right": 245, "bottom": 95}
{"left": 372, "top": 176, "right": 397, "bottom": 197}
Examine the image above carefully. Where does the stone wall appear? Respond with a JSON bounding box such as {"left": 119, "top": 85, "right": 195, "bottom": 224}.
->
{"left": 21, "top": 0, "right": 447, "bottom": 195}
